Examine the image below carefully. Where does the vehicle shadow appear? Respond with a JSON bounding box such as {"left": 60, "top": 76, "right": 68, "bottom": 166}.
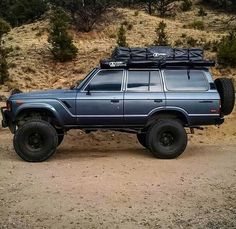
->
{"left": 54, "top": 145, "right": 154, "bottom": 161}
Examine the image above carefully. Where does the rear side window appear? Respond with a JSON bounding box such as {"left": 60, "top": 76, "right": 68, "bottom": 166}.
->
{"left": 127, "top": 71, "right": 162, "bottom": 92}
{"left": 86, "top": 70, "right": 123, "bottom": 91}
{"left": 164, "top": 70, "right": 209, "bottom": 91}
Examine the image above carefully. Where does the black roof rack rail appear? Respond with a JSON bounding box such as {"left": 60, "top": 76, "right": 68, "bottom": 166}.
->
{"left": 100, "top": 59, "right": 215, "bottom": 69}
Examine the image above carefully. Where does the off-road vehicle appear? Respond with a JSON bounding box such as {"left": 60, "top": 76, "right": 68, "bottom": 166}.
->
{"left": 1, "top": 46, "right": 235, "bottom": 162}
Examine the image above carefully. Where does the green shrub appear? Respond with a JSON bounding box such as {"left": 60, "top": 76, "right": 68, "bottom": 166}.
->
{"left": 153, "top": 21, "right": 169, "bottom": 46}
{"left": 181, "top": 0, "right": 192, "bottom": 12}
{"left": 117, "top": 24, "right": 128, "bottom": 47}
{"left": 217, "top": 30, "right": 236, "bottom": 67}
{"left": 48, "top": 8, "right": 78, "bottom": 62}
{"left": 189, "top": 20, "right": 204, "bottom": 30}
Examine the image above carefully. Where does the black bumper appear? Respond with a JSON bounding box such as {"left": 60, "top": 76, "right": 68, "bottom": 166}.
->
{"left": 1, "top": 107, "right": 9, "bottom": 128}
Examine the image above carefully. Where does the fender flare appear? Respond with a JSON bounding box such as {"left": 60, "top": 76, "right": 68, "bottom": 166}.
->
{"left": 14, "top": 103, "right": 64, "bottom": 126}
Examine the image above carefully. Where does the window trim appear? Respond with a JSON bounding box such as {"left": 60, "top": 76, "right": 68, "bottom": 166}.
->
{"left": 125, "top": 70, "right": 163, "bottom": 93}
{"left": 81, "top": 69, "right": 125, "bottom": 93}
{"left": 162, "top": 69, "right": 210, "bottom": 92}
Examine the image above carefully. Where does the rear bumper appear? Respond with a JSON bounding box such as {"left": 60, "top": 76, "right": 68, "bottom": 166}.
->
{"left": 189, "top": 116, "right": 224, "bottom": 126}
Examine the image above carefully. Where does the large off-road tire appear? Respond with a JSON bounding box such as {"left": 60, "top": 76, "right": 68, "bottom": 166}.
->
{"left": 137, "top": 133, "right": 147, "bottom": 148}
{"left": 146, "top": 120, "right": 187, "bottom": 159}
{"left": 56, "top": 129, "right": 64, "bottom": 146}
{"left": 13, "top": 119, "right": 58, "bottom": 162}
{"left": 215, "top": 78, "right": 235, "bottom": 115}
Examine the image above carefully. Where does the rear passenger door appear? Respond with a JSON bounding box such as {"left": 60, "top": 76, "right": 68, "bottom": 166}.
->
{"left": 124, "top": 70, "right": 165, "bottom": 126}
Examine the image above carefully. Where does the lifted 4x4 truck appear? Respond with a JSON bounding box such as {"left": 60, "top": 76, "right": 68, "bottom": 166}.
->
{"left": 1, "top": 47, "right": 235, "bottom": 162}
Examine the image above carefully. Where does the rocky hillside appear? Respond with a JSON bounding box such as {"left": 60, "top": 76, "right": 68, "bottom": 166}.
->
{"left": 0, "top": 6, "right": 235, "bottom": 97}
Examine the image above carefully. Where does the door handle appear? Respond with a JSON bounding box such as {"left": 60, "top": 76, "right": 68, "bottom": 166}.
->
{"left": 111, "top": 99, "right": 120, "bottom": 103}
{"left": 154, "top": 99, "right": 163, "bottom": 103}
{"left": 199, "top": 101, "right": 213, "bottom": 104}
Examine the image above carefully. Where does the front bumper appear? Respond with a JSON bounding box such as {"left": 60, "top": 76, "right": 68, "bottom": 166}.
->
{"left": 1, "top": 107, "right": 9, "bottom": 128}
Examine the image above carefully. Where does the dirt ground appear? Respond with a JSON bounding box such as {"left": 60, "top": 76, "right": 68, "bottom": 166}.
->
{"left": 0, "top": 108, "right": 236, "bottom": 229}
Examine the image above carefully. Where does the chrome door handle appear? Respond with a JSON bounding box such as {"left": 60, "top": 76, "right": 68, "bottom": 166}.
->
{"left": 154, "top": 99, "right": 163, "bottom": 103}
{"left": 111, "top": 99, "right": 120, "bottom": 103}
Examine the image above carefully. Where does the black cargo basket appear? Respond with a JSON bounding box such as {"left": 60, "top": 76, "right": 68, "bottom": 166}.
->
{"left": 101, "top": 46, "right": 215, "bottom": 69}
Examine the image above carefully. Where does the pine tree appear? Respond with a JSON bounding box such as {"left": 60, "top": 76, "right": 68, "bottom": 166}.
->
{"left": 153, "top": 21, "right": 169, "bottom": 46}
{"left": 117, "top": 24, "right": 128, "bottom": 47}
{"left": 0, "top": 18, "right": 11, "bottom": 85}
{"left": 48, "top": 7, "right": 78, "bottom": 62}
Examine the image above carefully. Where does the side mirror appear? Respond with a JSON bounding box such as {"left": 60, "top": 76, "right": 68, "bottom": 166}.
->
{"left": 86, "top": 84, "right": 91, "bottom": 95}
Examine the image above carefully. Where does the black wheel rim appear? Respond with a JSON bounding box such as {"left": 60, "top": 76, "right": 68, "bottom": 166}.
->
{"left": 159, "top": 131, "right": 175, "bottom": 147}
{"left": 27, "top": 132, "right": 44, "bottom": 150}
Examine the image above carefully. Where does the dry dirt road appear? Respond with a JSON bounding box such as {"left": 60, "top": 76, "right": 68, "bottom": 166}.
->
{"left": 0, "top": 111, "right": 236, "bottom": 229}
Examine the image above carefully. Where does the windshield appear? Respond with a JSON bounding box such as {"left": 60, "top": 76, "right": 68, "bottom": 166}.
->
{"left": 71, "top": 68, "right": 98, "bottom": 90}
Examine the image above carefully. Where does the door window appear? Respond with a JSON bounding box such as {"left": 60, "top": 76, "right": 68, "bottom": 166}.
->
{"left": 127, "top": 70, "right": 162, "bottom": 92}
{"left": 85, "top": 70, "right": 123, "bottom": 91}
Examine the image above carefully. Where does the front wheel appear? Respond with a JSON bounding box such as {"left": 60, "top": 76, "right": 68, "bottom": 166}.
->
{"left": 146, "top": 120, "right": 188, "bottom": 159}
{"left": 13, "top": 120, "right": 58, "bottom": 162}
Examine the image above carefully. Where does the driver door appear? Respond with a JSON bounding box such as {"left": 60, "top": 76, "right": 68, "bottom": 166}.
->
{"left": 76, "top": 70, "right": 124, "bottom": 126}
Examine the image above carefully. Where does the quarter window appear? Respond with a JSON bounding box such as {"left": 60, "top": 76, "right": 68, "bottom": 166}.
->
{"left": 164, "top": 70, "right": 208, "bottom": 91}
{"left": 86, "top": 70, "right": 123, "bottom": 91}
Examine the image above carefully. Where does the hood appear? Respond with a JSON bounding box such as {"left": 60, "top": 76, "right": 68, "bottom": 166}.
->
{"left": 9, "top": 89, "right": 74, "bottom": 100}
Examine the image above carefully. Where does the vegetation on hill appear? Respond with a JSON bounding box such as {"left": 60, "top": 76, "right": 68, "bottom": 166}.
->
{"left": 48, "top": 8, "right": 78, "bottom": 62}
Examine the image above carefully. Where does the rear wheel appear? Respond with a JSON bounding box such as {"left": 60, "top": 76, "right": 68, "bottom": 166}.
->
{"left": 13, "top": 119, "right": 58, "bottom": 162}
{"left": 146, "top": 120, "right": 187, "bottom": 159}
{"left": 137, "top": 133, "right": 147, "bottom": 148}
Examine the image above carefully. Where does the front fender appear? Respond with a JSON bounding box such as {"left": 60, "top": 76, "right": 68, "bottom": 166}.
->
{"left": 14, "top": 103, "right": 64, "bottom": 126}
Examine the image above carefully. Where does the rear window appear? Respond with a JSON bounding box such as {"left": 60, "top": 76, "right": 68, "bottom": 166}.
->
{"left": 164, "top": 70, "right": 209, "bottom": 91}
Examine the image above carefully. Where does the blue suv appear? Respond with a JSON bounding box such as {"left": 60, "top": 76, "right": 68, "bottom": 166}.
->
{"left": 1, "top": 47, "right": 235, "bottom": 162}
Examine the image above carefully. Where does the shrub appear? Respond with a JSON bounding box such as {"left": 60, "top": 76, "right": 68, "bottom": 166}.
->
{"left": 117, "top": 25, "right": 128, "bottom": 47}
{"left": 181, "top": 0, "right": 192, "bottom": 12}
{"left": 198, "top": 7, "right": 207, "bottom": 17}
{"left": 217, "top": 30, "right": 236, "bottom": 67}
{"left": 189, "top": 20, "right": 204, "bottom": 30}
{"left": 186, "top": 36, "right": 198, "bottom": 47}
{"left": 153, "top": 21, "right": 169, "bottom": 46}
{"left": 48, "top": 8, "right": 78, "bottom": 62}
{"left": 175, "top": 39, "right": 183, "bottom": 46}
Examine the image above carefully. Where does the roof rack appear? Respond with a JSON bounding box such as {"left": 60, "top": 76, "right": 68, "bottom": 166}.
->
{"left": 100, "top": 46, "right": 215, "bottom": 69}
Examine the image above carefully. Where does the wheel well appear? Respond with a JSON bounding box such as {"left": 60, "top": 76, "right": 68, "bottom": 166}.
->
{"left": 16, "top": 109, "right": 60, "bottom": 127}
{"left": 147, "top": 111, "right": 189, "bottom": 127}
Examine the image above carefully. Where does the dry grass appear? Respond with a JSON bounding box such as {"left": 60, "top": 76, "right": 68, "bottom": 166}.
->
{"left": 0, "top": 7, "right": 235, "bottom": 95}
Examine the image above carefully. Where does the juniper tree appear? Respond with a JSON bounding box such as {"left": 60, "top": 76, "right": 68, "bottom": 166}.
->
{"left": 154, "top": 21, "right": 169, "bottom": 46}
{"left": 48, "top": 7, "right": 78, "bottom": 62}
{"left": 117, "top": 24, "right": 128, "bottom": 47}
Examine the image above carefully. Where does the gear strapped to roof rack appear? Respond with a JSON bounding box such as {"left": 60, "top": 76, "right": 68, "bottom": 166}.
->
{"left": 100, "top": 46, "right": 215, "bottom": 69}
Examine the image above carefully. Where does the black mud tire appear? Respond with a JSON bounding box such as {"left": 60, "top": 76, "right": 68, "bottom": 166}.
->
{"left": 13, "top": 119, "right": 58, "bottom": 162}
{"left": 215, "top": 78, "right": 235, "bottom": 115}
{"left": 56, "top": 129, "right": 64, "bottom": 146}
{"left": 146, "top": 120, "right": 187, "bottom": 159}
{"left": 137, "top": 133, "right": 147, "bottom": 148}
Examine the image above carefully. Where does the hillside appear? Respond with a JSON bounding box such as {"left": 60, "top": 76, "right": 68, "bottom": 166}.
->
{"left": 0, "top": 7, "right": 235, "bottom": 97}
